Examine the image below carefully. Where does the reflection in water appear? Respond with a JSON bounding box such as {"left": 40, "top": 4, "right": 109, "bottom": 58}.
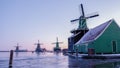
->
{"left": 68, "top": 57, "right": 93, "bottom": 68}
{"left": 68, "top": 56, "right": 120, "bottom": 68}
{"left": 54, "top": 52, "right": 61, "bottom": 56}
{"left": 35, "top": 52, "right": 46, "bottom": 56}
{"left": 9, "top": 66, "right": 12, "bottom": 68}
{"left": 94, "top": 62, "right": 120, "bottom": 68}
{"left": 36, "top": 52, "right": 41, "bottom": 56}
{"left": 68, "top": 57, "right": 80, "bottom": 68}
{"left": 13, "top": 52, "right": 120, "bottom": 68}
{"left": 15, "top": 52, "right": 18, "bottom": 57}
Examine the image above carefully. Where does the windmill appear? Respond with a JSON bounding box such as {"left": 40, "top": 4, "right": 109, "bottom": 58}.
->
{"left": 71, "top": 4, "right": 99, "bottom": 30}
{"left": 68, "top": 4, "right": 99, "bottom": 52}
{"left": 52, "top": 37, "right": 63, "bottom": 52}
{"left": 34, "top": 40, "right": 43, "bottom": 52}
{"left": 14, "top": 43, "right": 21, "bottom": 52}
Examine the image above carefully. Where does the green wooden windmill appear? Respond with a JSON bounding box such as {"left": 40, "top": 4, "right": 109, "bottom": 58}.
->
{"left": 68, "top": 4, "right": 99, "bottom": 52}
{"left": 71, "top": 4, "right": 99, "bottom": 30}
{"left": 52, "top": 37, "right": 63, "bottom": 52}
{"left": 14, "top": 43, "right": 27, "bottom": 52}
{"left": 35, "top": 40, "right": 43, "bottom": 52}
{"left": 14, "top": 43, "right": 21, "bottom": 52}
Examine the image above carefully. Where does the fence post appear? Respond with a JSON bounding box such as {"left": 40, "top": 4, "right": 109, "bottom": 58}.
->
{"left": 9, "top": 50, "right": 14, "bottom": 68}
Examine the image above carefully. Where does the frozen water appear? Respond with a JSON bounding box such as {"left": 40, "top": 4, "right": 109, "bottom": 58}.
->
{"left": 0, "top": 52, "right": 120, "bottom": 68}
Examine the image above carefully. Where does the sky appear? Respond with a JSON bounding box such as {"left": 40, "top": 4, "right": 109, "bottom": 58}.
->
{"left": 0, "top": 0, "right": 120, "bottom": 51}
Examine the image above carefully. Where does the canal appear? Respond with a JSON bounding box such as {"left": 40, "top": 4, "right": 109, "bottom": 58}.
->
{"left": 0, "top": 52, "right": 120, "bottom": 68}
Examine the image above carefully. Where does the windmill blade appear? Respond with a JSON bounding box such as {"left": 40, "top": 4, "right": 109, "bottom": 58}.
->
{"left": 52, "top": 42, "right": 56, "bottom": 44}
{"left": 86, "top": 14, "right": 99, "bottom": 19}
{"left": 34, "top": 40, "right": 43, "bottom": 45}
{"left": 71, "top": 19, "right": 79, "bottom": 22}
{"left": 85, "top": 12, "right": 99, "bottom": 19}
{"left": 79, "top": 4, "right": 82, "bottom": 16}
{"left": 34, "top": 43, "right": 37, "bottom": 45}
{"left": 79, "top": 4, "right": 85, "bottom": 17}
{"left": 56, "top": 37, "right": 58, "bottom": 42}
{"left": 40, "top": 43, "right": 43, "bottom": 45}
{"left": 58, "top": 42, "right": 63, "bottom": 44}
{"left": 34, "top": 43, "right": 43, "bottom": 45}
{"left": 80, "top": 4, "right": 85, "bottom": 17}
{"left": 17, "top": 43, "right": 20, "bottom": 46}
{"left": 14, "top": 46, "right": 18, "bottom": 47}
{"left": 14, "top": 45, "right": 21, "bottom": 47}
{"left": 71, "top": 4, "right": 84, "bottom": 23}
{"left": 38, "top": 40, "right": 39, "bottom": 42}
{"left": 38, "top": 43, "right": 43, "bottom": 45}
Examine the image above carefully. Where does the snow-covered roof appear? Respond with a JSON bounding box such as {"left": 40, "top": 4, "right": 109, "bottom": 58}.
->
{"left": 75, "top": 19, "right": 113, "bottom": 45}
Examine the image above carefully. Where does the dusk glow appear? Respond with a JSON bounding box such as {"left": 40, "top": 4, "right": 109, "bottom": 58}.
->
{"left": 1, "top": 0, "right": 120, "bottom": 51}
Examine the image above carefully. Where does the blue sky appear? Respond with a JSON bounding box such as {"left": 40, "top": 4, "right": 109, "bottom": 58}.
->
{"left": 1, "top": 0, "right": 120, "bottom": 51}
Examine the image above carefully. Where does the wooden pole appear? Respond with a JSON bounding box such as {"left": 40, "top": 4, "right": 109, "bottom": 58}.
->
{"left": 9, "top": 50, "right": 14, "bottom": 68}
{"left": 76, "top": 49, "right": 78, "bottom": 57}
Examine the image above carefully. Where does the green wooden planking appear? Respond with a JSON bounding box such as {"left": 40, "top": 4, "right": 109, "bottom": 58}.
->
{"left": 75, "top": 20, "right": 120, "bottom": 54}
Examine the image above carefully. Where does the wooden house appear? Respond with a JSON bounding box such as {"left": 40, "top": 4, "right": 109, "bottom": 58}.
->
{"left": 74, "top": 19, "right": 120, "bottom": 54}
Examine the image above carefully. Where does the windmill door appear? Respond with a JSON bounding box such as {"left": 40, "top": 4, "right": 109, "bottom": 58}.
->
{"left": 112, "top": 41, "right": 117, "bottom": 53}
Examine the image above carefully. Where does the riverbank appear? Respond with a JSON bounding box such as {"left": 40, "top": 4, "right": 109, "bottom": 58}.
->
{"left": 68, "top": 53, "right": 120, "bottom": 59}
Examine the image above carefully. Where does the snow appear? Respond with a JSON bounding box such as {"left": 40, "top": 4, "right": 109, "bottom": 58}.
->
{"left": 75, "top": 19, "right": 113, "bottom": 45}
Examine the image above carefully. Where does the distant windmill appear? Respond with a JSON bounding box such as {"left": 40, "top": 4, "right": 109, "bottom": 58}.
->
{"left": 34, "top": 40, "right": 43, "bottom": 52}
{"left": 71, "top": 4, "right": 99, "bottom": 30}
{"left": 52, "top": 37, "right": 63, "bottom": 52}
{"left": 14, "top": 43, "right": 21, "bottom": 52}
